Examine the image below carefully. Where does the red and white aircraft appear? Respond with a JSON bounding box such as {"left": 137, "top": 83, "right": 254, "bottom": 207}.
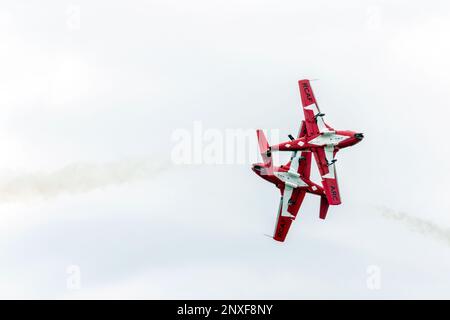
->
{"left": 270, "top": 80, "right": 364, "bottom": 205}
{"left": 252, "top": 122, "right": 329, "bottom": 242}
{"left": 252, "top": 80, "right": 363, "bottom": 241}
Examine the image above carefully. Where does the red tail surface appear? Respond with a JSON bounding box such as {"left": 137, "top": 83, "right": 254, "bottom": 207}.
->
{"left": 256, "top": 130, "right": 272, "bottom": 168}
{"left": 319, "top": 196, "right": 329, "bottom": 219}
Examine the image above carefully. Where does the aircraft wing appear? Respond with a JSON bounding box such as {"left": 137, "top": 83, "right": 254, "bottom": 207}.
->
{"left": 313, "top": 145, "right": 341, "bottom": 205}
{"left": 298, "top": 79, "right": 333, "bottom": 135}
{"left": 273, "top": 187, "right": 307, "bottom": 242}
{"left": 272, "top": 151, "right": 310, "bottom": 242}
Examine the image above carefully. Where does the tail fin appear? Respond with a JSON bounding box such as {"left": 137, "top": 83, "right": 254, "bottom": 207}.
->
{"left": 319, "top": 196, "right": 329, "bottom": 219}
{"left": 256, "top": 129, "right": 272, "bottom": 167}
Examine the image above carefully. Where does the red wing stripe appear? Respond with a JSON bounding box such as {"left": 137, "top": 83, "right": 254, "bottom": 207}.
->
{"left": 273, "top": 196, "right": 293, "bottom": 242}
{"left": 298, "top": 80, "right": 320, "bottom": 135}
{"left": 313, "top": 148, "right": 341, "bottom": 205}
{"left": 322, "top": 178, "right": 341, "bottom": 205}
{"left": 273, "top": 187, "right": 306, "bottom": 242}
{"left": 299, "top": 79, "right": 317, "bottom": 107}
{"left": 273, "top": 216, "right": 293, "bottom": 242}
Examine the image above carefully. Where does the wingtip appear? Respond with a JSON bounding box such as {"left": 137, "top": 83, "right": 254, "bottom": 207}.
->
{"left": 298, "top": 78, "right": 319, "bottom": 83}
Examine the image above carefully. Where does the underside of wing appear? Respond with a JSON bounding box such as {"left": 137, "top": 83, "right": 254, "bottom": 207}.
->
{"left": 273, "top": 211, "right": 292, "bottom": 242}
{"left": 285, "top": 141, "right": 312, "bottom": 181}
{"left": 313, "top": 146, "right": 341, "bottom": 205}
{"left": 273, "top": 187, "right": 306, "bottom": 242}
{"left": 298, "top": 80, "right": 332, "bottom": 135}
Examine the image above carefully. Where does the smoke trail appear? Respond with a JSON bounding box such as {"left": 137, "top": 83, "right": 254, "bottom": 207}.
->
{"left": 0, "top": 158, "right": 169, "bottom": 202}
{"left": 377, "top": 206, "right": 450, "bottom": 246}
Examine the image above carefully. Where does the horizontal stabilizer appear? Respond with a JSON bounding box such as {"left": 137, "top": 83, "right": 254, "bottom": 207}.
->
{"left": 319, "top": 196, "right": 329, "bottom": 219}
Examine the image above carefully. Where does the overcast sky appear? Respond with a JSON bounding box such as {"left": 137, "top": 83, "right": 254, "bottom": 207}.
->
{"left": 0, "top": 0, "right": 449, "bottom": 299}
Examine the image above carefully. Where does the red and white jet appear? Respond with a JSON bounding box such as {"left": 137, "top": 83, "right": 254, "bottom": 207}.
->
{"left": 252, "top": 122, "right": 329, "bottom": 242}
{"left": 270, "top": 80, "right": 364, "bottom": 205}
{"left": 252, "top": 80, "right": 363, "bottom": 241}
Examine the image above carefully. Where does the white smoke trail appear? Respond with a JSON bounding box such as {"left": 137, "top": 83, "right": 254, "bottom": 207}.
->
{"left": 0, "top": 158, "right": 169, "bottom": 203}
{"left": 377, "top": 206, "right": 450, "bottom": 246}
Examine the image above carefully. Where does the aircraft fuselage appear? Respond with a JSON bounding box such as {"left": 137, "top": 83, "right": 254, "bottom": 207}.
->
{"left": 272, "top": 130, "right": 363, "bottom": 152}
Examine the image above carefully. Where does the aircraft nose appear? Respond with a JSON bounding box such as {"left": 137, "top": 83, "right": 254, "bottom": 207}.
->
{"left": 252, "top": 164, "right": 263, "bottom": 172}
{"left": 354, "top": 133, "right": 364, "bottom": 140}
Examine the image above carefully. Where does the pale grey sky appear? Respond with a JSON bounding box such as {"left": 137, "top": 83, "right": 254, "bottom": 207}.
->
{"left": 0, "top": 0, "right": 449, "bottom": 299}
